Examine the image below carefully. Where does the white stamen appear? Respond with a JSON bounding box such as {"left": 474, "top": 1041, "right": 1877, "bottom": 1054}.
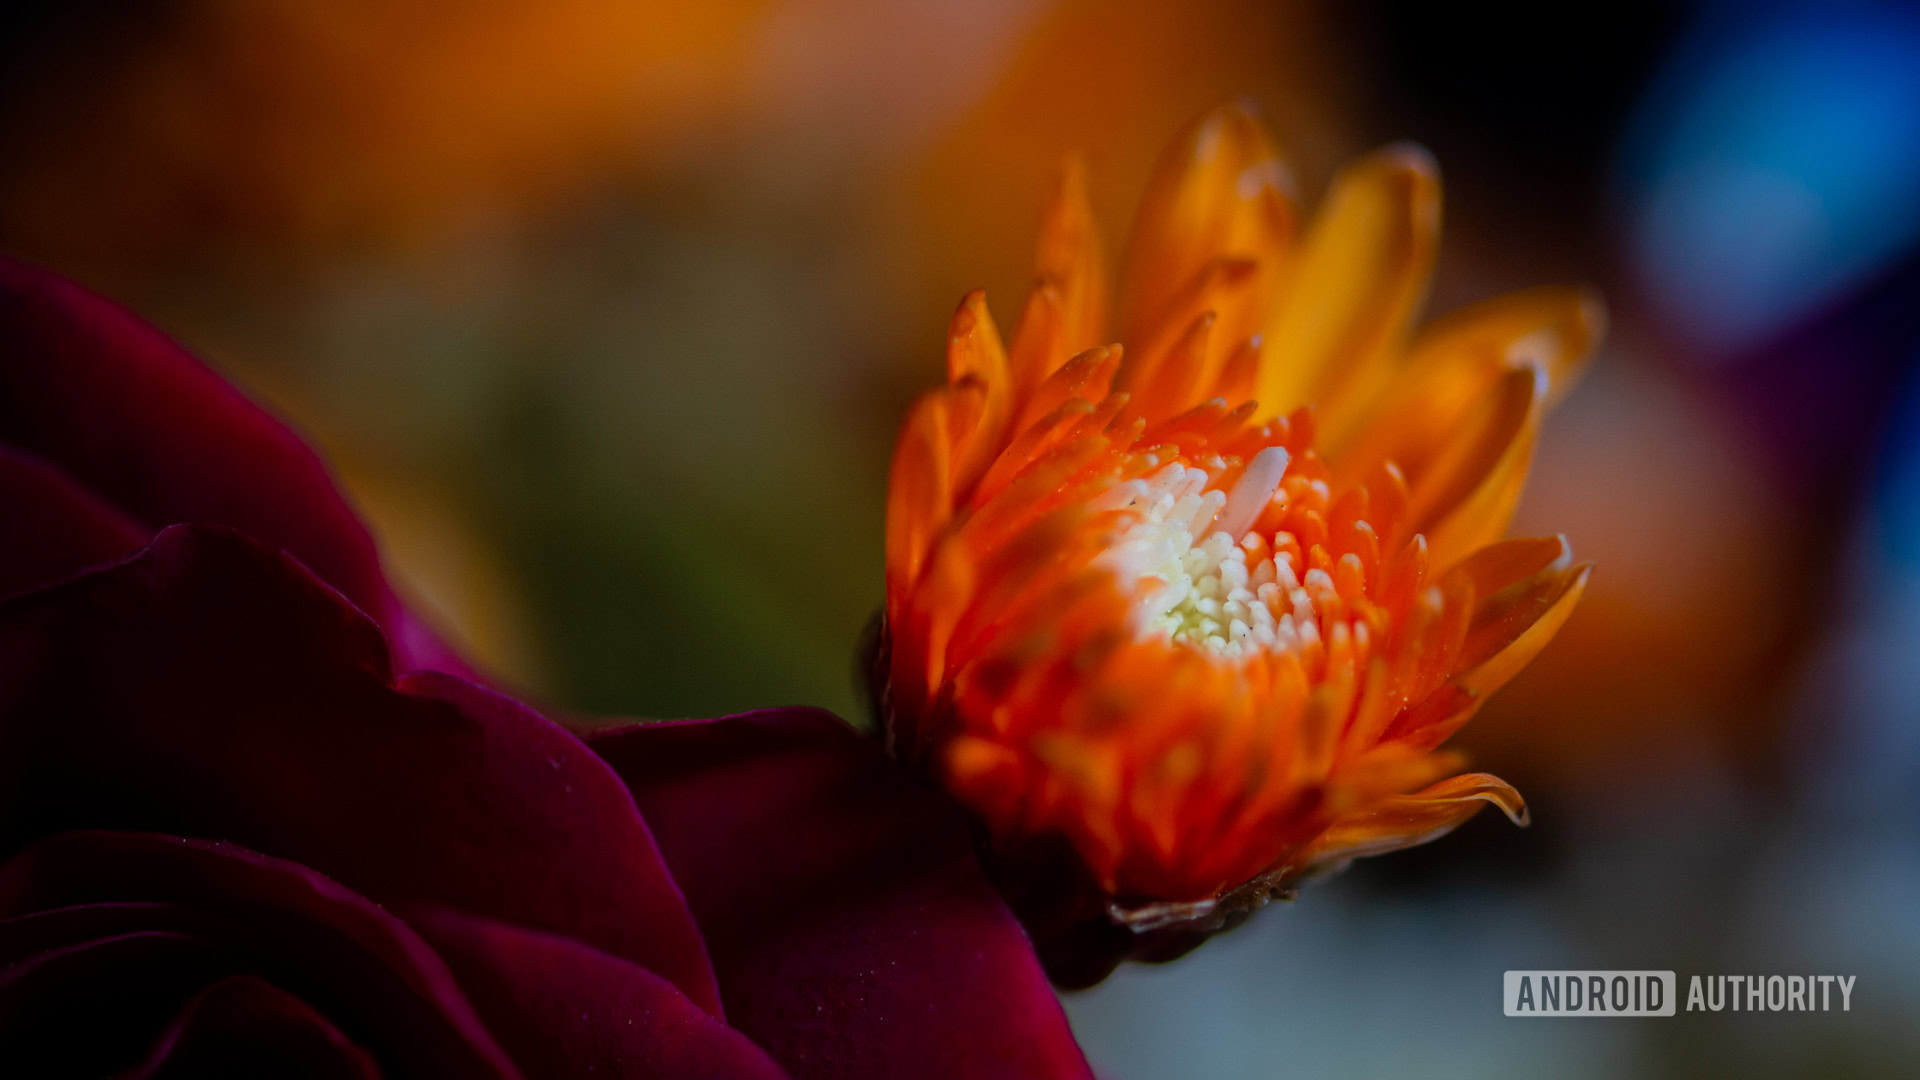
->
{"left": 1213, "top": 446, "right": 1289, "bottom": 538}
{"left": 1091, "top": 448, "right": 1354, "bottom": 661}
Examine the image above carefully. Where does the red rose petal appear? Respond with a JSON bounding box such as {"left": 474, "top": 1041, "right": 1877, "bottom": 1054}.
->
{"left": 0, "top": 829, "right": 519, "bottom": 1078}
{"left": 408, "top": 906, "right": 791, "bottom": 1080}
{"left": 0, "top": 255, "right": 460, "bottom": 675}
{"left": 0, "top": 447, "right": 147, "bottom": 601}
{"left": 121, "top": 976, "right": 382, "bottom": 1080}
{"left": 591, "top": 709, "right": 1093, "bottom": 1080}
{"left": 0, "top": 527, "right": 720, "bottom": 1017}
{"left": 0, "top": 927, "right": 228, "bottom": 1075}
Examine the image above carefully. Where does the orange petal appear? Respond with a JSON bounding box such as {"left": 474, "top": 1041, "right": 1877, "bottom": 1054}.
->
{"left": 1117, "top": 257, "right": 1255, "bottom": 401}
{"left": 1340, "top": 357, "right": 1544, "bottom": 571}
{"left": 1254, "top": 143, "right": 1440, "bottom": 426}
{"left": 1212, "top": 336, "right": 1262, "bottom": 406}
{"left": 1033, "top": 157, "right": 1106, "bottom": 361}
{"left": 947, "top": 291, "right": 1015, "bottom": 497}
{"left": 1418, "top": 362, "right": 1548, "bottom": 568}
{"left": 1328, "top": 286, "right": 1606, "bottom": 566}
{"left": 1402, "top": 284, "right": 1605, "bottom": 413}
{"left": 973, "top": 397, "right": 1095, "bottom": 507}
{"left": 1007, "top": 281, "right": 1066, "bottom": 416}
{"left": 1448, "top": 534, "right": 1572, "bottom": 597}
{"left": 1330, "top": 281, "right": 1603, "bottom": 452}
{"left": 899, "top": 534, "right": 978, "bottom": 714}
{"left": 1376, "top": 542, "right": 1587, "bottom": 756}
{"left": 1331, "top": 743, "right": 1466, "bottom": 807}
{"left": 1379, "top": 682, "right": 1477, "bottom": 753}
{"left": 1455, "top": 559, "right": 1591, "bottom": 699}
{"left": 1117, "top": 102, "right": 1295, "bottom": 352}
{"left": 884, "top": 385, "right": 967, "bottom": 599}
{"left": 1014, "top": 344, "right": 1121, "bottom": 433}
{"left": 1300, "top": 772, "right": 1526, "bottom": 868}
{"left": 1129, "top": 312, "right": 1217, "bottom": 425}
{"left": 944, "top": 734, "right": 1025, "bottom": 827}
{"left": 948, "top": 289, "right": 1009, "bottom": 388}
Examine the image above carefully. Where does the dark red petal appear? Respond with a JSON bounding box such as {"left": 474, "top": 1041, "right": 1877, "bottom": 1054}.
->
{"left": 0, "top": 830, "right": 519, "bottom": 1078}
{"left": 0, "top": 927, "right": 228, "bottom": 1075}
{"left": 590, "top": 709, "right": 1093, "bottom": 1080}
{"left": 0, "top": 900, "right": 184, "bottom": 961}
{"left": 408, "top": 906, "right": 791, "bottom": 1080}
{"left": 0, "top": 255, "right": 458, "bottom": 675}
{"left": 0, "top": 527, "right": 720, "bottom": 1016}
{"left": 0, "top": 446, "right": 148, "bottom": 600}
{"left": 121, "top": 976, "right": 382, "bottom": 1080}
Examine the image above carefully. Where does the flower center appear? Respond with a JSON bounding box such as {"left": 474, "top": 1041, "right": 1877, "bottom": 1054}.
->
{"left": 1094, "top": 446, "right": 1352, "bottom": 660}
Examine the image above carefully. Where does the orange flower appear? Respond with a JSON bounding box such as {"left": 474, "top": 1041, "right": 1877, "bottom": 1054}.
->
{"left": 881, "top": 104, "right": 1599, "bottom": 929}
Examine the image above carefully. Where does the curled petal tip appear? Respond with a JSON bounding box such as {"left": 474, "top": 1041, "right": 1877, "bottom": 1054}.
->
{"left": 1371, "top": 142, "right": 1442, "bottom": 232}
{"left": 1492, "top": 785, "right": 1533, "bottom": 827}
{"left": 1194, "top": 99, "right": 1270, "bottom": 148}
{"left": 952, "top": 288, "right": 991, "bottom": 329}
{"left": 1375, "top": 140, "right": 1440, "bottom": 178}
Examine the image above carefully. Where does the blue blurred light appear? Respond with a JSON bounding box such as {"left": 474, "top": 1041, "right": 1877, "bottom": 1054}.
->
{"left": 1622, "top": 6, "right": 1920, "bottom": 353}
{"left": 1876, "top": 357, "right": 1920, "bottom": 565}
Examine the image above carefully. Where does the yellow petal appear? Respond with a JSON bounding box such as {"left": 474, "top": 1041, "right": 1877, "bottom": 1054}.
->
{"left": 1255, "top": 143, "right": 1440, "bottom": 425}
{"left": 1117, "top": 102, "right": 1294, "bottom": 352}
